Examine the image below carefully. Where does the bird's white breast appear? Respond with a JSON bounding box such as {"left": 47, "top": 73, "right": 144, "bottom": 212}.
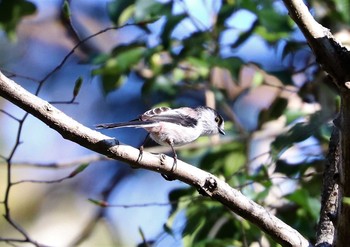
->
{"left": 146, "top": 122, "right": 201, "bottom": 146}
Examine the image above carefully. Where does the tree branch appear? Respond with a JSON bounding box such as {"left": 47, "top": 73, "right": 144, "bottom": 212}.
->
{"left": 0, "top": 72, "right": 311, "bottom": 246}
{"left": 282, "top": 0, "right": 350, "bottom": 88}
{"left": 282, "top": 0, "right": 350, "bottom": 246}
{"left": 316, "top": 126, "right": 339, "bottom": 246}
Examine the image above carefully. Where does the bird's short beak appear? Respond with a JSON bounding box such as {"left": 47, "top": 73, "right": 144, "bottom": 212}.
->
{"left": 219, "top": 128, "right": 225, "bottom": 135}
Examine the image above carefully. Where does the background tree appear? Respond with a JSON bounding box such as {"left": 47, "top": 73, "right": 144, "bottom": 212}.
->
{"left": 0, "top": 0, "right": 348, "bottom": 246}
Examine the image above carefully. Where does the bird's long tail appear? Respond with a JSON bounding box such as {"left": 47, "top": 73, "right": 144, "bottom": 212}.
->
{"left": 95, "top": 120, "right": 158, "bottom": 129}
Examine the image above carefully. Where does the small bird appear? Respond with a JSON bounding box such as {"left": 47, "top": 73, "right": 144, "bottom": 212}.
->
{"left": 95, "top": 106, "right": 225, "bottom": 173}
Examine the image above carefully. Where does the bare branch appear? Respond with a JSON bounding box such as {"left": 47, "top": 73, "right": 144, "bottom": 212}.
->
{"left": 9, "top": 154, "right": 108, "bottom": 169}
{"left": 0, "top": 71, "right": 311, "bottom": 246}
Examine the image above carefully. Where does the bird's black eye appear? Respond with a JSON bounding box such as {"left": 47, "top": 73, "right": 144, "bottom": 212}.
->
{"left": 215, "top": 116, "right": 220, "bottom": 123}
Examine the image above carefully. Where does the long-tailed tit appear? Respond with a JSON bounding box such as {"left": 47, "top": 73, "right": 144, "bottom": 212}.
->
{"left": 95, "top": 106, "right": 225, "bottom": 170}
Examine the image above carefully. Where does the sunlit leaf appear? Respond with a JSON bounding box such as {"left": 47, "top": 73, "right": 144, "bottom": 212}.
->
{"left": 343, "top": 197, "right": 350, "bottom": 205}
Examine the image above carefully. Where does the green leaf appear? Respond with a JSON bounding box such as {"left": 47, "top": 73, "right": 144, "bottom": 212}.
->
{"left": 100, "top": 74, "right": 126, "bottom": 95}
{"left": 69, "top": 163, "right": 89, "bottom": 177}
{"left": 332, "top": 0, "right": 350, "bottom": 23}
{"left": 208, "top": 56, "right": 243, "bottom": 78}
{"left": 134, "top": 0, "right": 166, "bottom": 23}
{"left": 61, "top": 0, "right": 71, "bottom": 20}
{"left": 200, "top": 142, "right": 246, "bottom": 177}
{"left": 254, "top": 25, "right": 289, "bottom": 42}
{"left": 343, "top": 197, "right": 350, "bottom": 205}
{"left": 286, "top": 189, "right": 320, "bottom": 220}
{"left": 73, "top": 76, "right": 83, "bottom": 98}
{"left": 93, "top": 45, "right": 146, "bottom": 94}
{"left": 258, "top": 8, "right": 292, "bottom": 33}
{"left": 284, "top": 109, "right": 307, "bottom": 125}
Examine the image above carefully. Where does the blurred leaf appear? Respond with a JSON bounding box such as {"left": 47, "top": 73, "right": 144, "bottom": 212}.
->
{"left": 168, "top": 187, "right": 194, "bottom": 213}
{"left": 161, "top": 14, "right": 187, "bottom": 49}
{"left": 275, "top": 159, "right": 311, "bottom": 177}
{"left": 258, "top": 97, "right": 288, "bottom": 129}
{"left": 268, "top": 70, "right": 294, "bottom": 85}
{"left": 61, "top": 0, "right": 71, "bottom": 20}
{"left": 73, "top": 76, "right": 83, "bottom": 98}
{"left": 255, "top": 25, "right": 289, "bottom": 42}
{"left": 0, "top": 0, "right": 36, "bottom": 39}
{"left": 69, "top": 163, "right": 89, "bottom": 177}
{"left": 343, "top": 197, "right": 350, "bottom": 205}
{"left": 134, "top": 0, "right": 166, "bottom": 23}
{"left": 223, "top": 151, "right": 246, "bottom": 175}
{"left": 163, "top": 223, "right": 174, "bottom": 237}
{"left": 217, "top": 3, "right": 237, "bottom": 27}
{"left": 252, "top": 71, "right": 264, "bottom": 87}
{"left": 90, "top": 53, "right": 110, "bottom": 65}
{"left": 258, "top": 8, "right": 292, "bottom": 33}
{"left": 271, "top": 111, "right": 323, "bottom": 157}
{"left": 332, "top": 0, "right": 350, "bottom": 23}
{"left": 231, "top": 19, "right": 259, "bottom": 49}
{"left": 208, "top": 56, "right": 243, "bottom": 78}
{"left": 286, "top": 189, "right": 320, "bottom": 220}
{"left": 200, "top": 142, "right": 246, "bottom": 177}
{"left": 100, "top": 74, "right": 126, "bottom": 95}
{"left": 178, "top": 31, "right": 211, "bottom": 58}
{"left": 281, "top": 41, "right": 307, "bottom": 60}
{"left": 93, "top": 45, "right": 145, "bottom": 94}
{"left": 284, "top": 109, "right": 307, "bottom": 125}
{"left": 107, "top": 0, "right": 136, "bottom": 25}
{"left": 88, "top": 198, "right": 108, "bottom": 207}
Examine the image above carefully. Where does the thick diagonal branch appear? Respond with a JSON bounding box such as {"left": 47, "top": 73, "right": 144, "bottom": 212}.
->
{"left": 0, "top": 71, "right": 310, "bottom": 246}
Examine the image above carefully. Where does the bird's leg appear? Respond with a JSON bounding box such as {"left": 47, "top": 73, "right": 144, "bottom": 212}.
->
{"left": 169, "top": 143, "right": 177, "bottom": 171}
{"left": 161, "top": 141, "right": 177, "bottom": 181}
{"left": 137, "top": 133, "right": 150, "bottom": 164}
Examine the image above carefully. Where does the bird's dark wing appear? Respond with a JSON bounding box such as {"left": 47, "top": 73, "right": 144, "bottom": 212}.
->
{"left": 144, "top": 113, "right": 198, "bottom": 127}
